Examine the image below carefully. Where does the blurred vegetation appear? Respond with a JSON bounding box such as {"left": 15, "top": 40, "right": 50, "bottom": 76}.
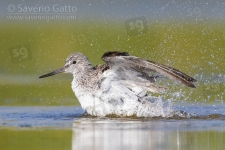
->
{"left": 0, "top": 19, "right": 224, "bottom": 105}
{"left": 0, "top": 129, "right": 71, "bottom": 150}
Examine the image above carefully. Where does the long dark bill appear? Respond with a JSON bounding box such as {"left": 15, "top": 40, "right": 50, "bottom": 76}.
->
{"left": 39, "top": 67, "right": 65, "bottom": 78}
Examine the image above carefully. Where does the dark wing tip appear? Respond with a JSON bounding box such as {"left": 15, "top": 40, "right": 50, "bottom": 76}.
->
{"left": 147, "top": 60, "right": 197, "bottom": 84}
{"left": 191, "top": 78, "right": 197, "bottom": 82}
{"left": 101, "top": 51, "right": 130, "bottom": 59}
{"left": 187, "top": 78, "right": 197, "bottom": 83}
{"left": 186, "top": 82, "right": 196, "bottom": 88}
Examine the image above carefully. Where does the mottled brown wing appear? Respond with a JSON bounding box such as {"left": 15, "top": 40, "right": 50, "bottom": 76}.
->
{"left": 102, "top": 51, "right": 197, "bottom": 88}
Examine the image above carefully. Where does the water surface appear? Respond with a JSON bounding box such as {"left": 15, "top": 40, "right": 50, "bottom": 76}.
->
{"left": 0, "top": 105, "right": 225, "bottom": 150}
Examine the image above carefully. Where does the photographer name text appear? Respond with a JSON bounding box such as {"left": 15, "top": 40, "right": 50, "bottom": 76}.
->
{"left": 8, "top": 4, "right": 77, "bottom": 13}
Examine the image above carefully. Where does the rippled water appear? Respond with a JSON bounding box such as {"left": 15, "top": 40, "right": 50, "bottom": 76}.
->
{"left": 0, "top": 105, "right": 225, "bottom": 150}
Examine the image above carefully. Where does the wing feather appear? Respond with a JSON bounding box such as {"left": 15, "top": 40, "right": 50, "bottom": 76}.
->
{"left": 102, "top": 51, "right": 197, "bottom": 88}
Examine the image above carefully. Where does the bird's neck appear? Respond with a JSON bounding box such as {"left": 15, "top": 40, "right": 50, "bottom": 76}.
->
{"left": 71, "top": 66, "right": 98, "bottom": 98}
{"left": 72, "top": 63, "right": 96, "bottom": 84}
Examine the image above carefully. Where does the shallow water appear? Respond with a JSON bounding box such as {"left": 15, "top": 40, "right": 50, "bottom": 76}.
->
{"left": 0, "top": 105, "right": 225, "bottom": 150}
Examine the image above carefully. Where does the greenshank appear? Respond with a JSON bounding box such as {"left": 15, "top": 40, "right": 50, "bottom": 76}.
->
{"left": 39, "top": 51, "right": 196, "bottom": 117}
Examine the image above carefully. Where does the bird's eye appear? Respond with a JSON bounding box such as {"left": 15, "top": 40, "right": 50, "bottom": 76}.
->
{"left": 72, "top": 61, "right": 76, "bottom": 64}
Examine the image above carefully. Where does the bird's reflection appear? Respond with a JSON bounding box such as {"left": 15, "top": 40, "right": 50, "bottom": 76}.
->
{"left": 71, "top": 118, "right": 205, "bottom": 150}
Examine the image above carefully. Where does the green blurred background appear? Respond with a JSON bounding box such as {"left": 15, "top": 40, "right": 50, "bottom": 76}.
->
{"left": 0, "top": 0, "right": 224, "bottom": 106}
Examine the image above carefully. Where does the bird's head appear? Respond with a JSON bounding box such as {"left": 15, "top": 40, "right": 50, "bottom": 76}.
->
{"left": 39, "top": 52, "right": 92, "bottom": 78}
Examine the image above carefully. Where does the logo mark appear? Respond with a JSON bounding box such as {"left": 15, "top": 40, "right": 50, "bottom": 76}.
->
{"left": 9, "top": 44, "right": 32, "bottom": 63}
{"left": 125, "top": 16, "right": 148, "bottom": 36}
